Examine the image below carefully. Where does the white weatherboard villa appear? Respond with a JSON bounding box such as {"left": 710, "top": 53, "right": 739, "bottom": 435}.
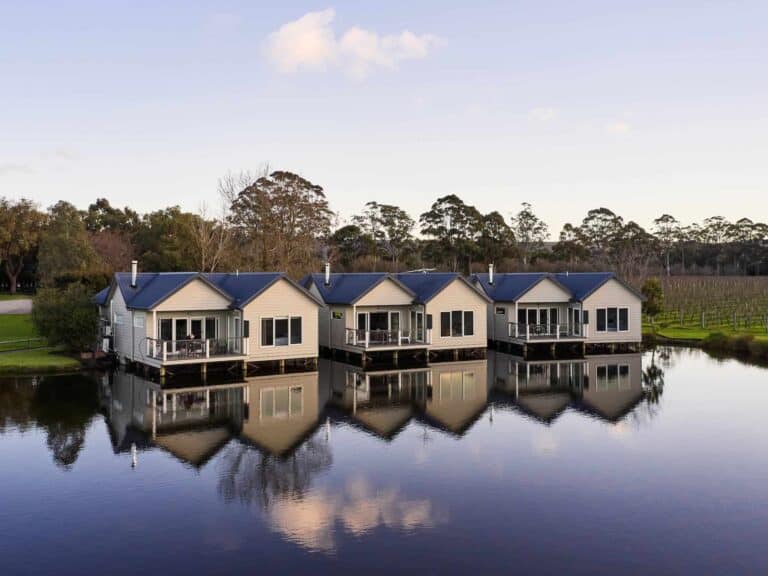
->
{"left": 471, "top": 266, "right": 645, "bottom": 354}
{"left": 301, "top": 266, "right": 490, "bottom": 364}
{"left": 92, "top": 261, "right": 321, "bottom": 377}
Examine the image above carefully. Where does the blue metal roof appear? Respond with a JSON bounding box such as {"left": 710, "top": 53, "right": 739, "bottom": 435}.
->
{"left": 551, "top": 272, "right": 615, "bottom": 301}
{"left": 102, "top": 271, "right": 316, "bottom": 310}
{"left": 303, "top": 273, "right": 407, "bottom": 305}
{"left": 472, "top": 273, "right": 550, "bottom": 301}
{"left": 91, "top": 286, "right": 111, "bottom": 306}
{"left": 394, "top": 272, "right": 460, "bottom": 304}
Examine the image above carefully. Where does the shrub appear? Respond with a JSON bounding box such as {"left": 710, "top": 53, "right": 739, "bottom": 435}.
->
{"left": 641, "top": 277, "right": 664, "bottom": 319}
{"left": 32, "top": 284, "right": 98, "bottom": 353}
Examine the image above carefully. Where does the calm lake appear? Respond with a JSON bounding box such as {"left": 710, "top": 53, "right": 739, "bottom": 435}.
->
{"left": 1, "top": 349, "right": 767, "bottom": 575}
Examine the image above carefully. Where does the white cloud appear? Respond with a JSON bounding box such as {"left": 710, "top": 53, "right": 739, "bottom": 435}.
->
{"left": 266, "top": 8, "right": 439, "bottom": 79}
{"left": 605, "top": 121, "right": 632, "bottom": 134}
{"left": 529, "top": 107, "right": 558, "bottom": 122}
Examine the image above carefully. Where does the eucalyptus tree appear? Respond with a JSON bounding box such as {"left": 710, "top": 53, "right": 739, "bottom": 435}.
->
{"left": 509, "top": 202, "right": 548, "bottom": 269}
{"left": 353, "top": 201, "right": 415, "bottom": 267}
{"left": 0, "top": 197, "right": 44, "bottom": 293}
{"left": 419, "top": 194, "right": 483, "bottom": 273}
{"left": 479, "top": 211, "right": 515, "bottom": 267}
{"left": 37, "top": 201, "right": 99, "bottom": 287}
{"left": 652, "top": 214, "right": 681, "bottom": 276}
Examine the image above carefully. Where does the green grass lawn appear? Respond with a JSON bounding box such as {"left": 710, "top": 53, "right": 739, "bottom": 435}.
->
{"left": 643, "top": 322, "right": 768, "bottom": 342}
{"left": 0, "top": 314, "right": 38, "bottom": 340}
{"left": 0, "top": 293, "right": 33, "bottom": 301}
{"left": 0, "top": 348, "right": 81, "bottom": 374}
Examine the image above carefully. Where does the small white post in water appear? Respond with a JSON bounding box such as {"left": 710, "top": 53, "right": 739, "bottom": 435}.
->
{"left": 131, "top": 443, "right": 138, "bottom": 468}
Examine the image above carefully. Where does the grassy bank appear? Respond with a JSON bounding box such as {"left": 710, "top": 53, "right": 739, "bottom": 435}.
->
{"left": 0, "top": 348, "right": 82, "bottom": 374}
{"left": 0, "top": 313, "right": 83, "bottom": 374}
{"left": 0, "top": 314, "right": 37, "bottom": 340}
{"left": 0, "top": 293, "right": 33, "bottom": 301}
{"left": 644, "top": 323, "right": 768, "bottom": 361}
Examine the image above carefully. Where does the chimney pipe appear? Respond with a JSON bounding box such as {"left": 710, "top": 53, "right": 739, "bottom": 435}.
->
{"left": 130, "top": 260, "right": 138, "bottom": 288}
{"left": 324, "top": 262, "right": 331, "bottom": 286}
{"left": 488, "top": 263, "right": 494, "bottom": 285}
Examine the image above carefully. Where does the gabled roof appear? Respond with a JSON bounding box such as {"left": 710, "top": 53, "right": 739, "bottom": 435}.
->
{"left": 395, "top": 272, "right": 491, "bottom": 304}
{"left": 102, "top": 271, "right": 320, "bottom": 311}
{"left": 473, "top": 271, "right": 644, "bottom": 303}
{"left": 92, "top": 286, "right": 110, "bottom": 306}
{"left": 472, "top": 272, "right": 550, "bottom": 302}
{"left": 302, "top": 273, "right": 415, "bottom": 305}
{"left": 552, "top": 272, "right": 645, "bottom": 301}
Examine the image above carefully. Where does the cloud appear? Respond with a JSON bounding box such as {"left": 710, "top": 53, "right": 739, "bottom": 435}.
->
{"left": 266, "top": 8, "right": 439, "bottom": 79}
{"left": 605, "top": 121, "right": 632, "bottom": 135}
{"left": 529, "top": 107, "right": 558, "bottom": 122}
{"left": 0, "top": 162, "right": 35, "bottom": 175}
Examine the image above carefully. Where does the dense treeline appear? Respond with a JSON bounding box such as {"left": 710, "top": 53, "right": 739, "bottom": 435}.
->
{"left": 2, "top": 170, "right": 767, "bottom": 295}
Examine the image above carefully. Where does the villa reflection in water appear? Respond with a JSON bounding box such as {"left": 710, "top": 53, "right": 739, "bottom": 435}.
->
{"left": 101, "top": 350, "right": 652, "bottom": 464}
{"left": 98, "top": 351, "right": 654, "bottom": 552}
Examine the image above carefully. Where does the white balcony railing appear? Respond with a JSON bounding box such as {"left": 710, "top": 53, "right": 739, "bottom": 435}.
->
{"left": 508, "top": 323, "right": 588, "bottom": 341}
{"left": 146, "top": 337, "right": 249, "bottom": 362}
{"left": 345, "top": 328, "right": 432, "bottom": 349}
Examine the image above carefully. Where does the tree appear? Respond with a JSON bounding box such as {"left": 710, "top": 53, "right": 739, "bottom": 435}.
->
{"left": 577, "top": 207, "right": 624, "bottom": 263}
{"left": 509, "top": 202, "right": 548, "bottom": 268}
{"left": 329, "top": 224, "right": 375, "bottom": 268}
{"left": 132, "top": 207, "right": 198, "bottom": 271}
{"left": 353, "top": 202, "right": 415, "bottom": 267}
{"left": 652, "top": 214, "right": 680, "bottom": 276}
{"left": 38, "top": 201, "right": 99, "bottom": 287}
{"left": 478, "top": 211, "right": 515, "bottom": 266}
{"left": 229, "top": 171, "right": 334, "bottom": 276}
{"left": 32, "top": 283, "right": 100, "bottom": 353}
{"left": 84, "top": 198, "right": 139, "bottom": 233}
{"left": 419, "top": 195, "right": 483, "bottom": 272}
{"left": 185, "top": 203, "right": 231, "bottom": 272}
{"left": 552, "top": 223, "right": 589, "bottom": 267}
{"left": 0, "top": 197, "right": 44, "bottom": 293}
{"left": 641, "top": 277, "right": 664, "bottom": 329}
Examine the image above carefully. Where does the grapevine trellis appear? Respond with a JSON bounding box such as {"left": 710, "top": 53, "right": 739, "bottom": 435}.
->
{"left": 644, "top": 276, "right": 768, "bottom": 332}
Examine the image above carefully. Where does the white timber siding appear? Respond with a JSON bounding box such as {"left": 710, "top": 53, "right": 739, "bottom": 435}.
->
{"left": 517, "top": 278, "right": 572, "bottom": 304}
{"left": 110, "top": 288, "right": 133, "bottom": 363}
{"left": 241, "top": 279, "right": 319, "bottom": 361}
{"left": 425, "top": 279, "right": 487, "bottom": 350}
{"left": 355, "top": 279, "right": 414, "bottom": 307}
{"left": 154, "top": 279, "right": 231, "bottom": 312}
{"left": 582, "top": 278, "right": 642, "bottom": 344}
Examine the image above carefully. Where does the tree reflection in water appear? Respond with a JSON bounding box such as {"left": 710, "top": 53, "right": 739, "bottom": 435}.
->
{"left": 217, "top": 436, "right": 332, "bottom": 509}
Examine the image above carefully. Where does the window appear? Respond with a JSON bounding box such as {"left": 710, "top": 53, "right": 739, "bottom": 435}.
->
{"left": 243, "top": 320, "right": 250, "bottom": 339}
{"left": 596, "top": 307, "right": 629, "bottom": 332}
{"left": 539, "top": 308, "right": 549, "bottom": 326}
{"left": 464, "top": 311, "right": 474, "bottom": 336}
{"left": 597, "top": 364, "right": 630, "bottom": 389}
{"left": 550, "top": 308, "right": 559, "bottom": 325}
{"left": 133, "top": 313, "right": 145, "bottom": 328}
{"left": 114, "top": 313, "right": 124, "bottom": 325}
{"left": 290, "top": 317, "right": 302, "bottom": 344}
{"left": 582, "top": 310, "right": 589, "bottom": 325}
{"left": 440, "top": 312, "right": 450, "bottom": 337}
{"left": 275, "top": 318, "right": 289, "bottom": 346}
{"left": 619, "top": 308, "right": 629, "bottom": 331}
{"left": 596, "top": 309, "right": 606, "bottom": 332}
{"left": 441, "top": 310, "right": 474, "bottom": 337}
{"left": 426, "top": 314, "right": 433, "bottom": 330}
{"left": 159, "top": 319, "right": 172, "bottom": 341}
{"left": 205, "top": 317, "right": 217, "bottom": 339}
{"left": 261, "top": 386, "right": 303, "bottom": 419}
{"left": 495, "top": 307, "right": 506, "bottom": 315}
{"left": 261, "top": 318, "right": 274, "bottom": 346}
{"left": 451, "top": 311, "right": 463, "bottom": 337}
{"left": 262, "top": 317, "right": 302, "bottom": 346}
{"left": 332, "top": 311, "right": 343, "bottom": 320}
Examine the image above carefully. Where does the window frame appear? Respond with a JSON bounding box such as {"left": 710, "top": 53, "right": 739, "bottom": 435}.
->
{"left": 595, "top": 307, "right": 630, "bottom": 333}
{"left": 260, "top": 316, "right": 304, "bottom": 347}
{"left": 441, "top": 309, "right": 476, "bottom": 338}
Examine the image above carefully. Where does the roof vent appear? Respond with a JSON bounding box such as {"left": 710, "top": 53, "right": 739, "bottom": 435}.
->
{"left": 489, "top": 263, "right": 494, "bottom": 285}
{"left": 324, "top": 262, "right": 331, "bottom": 286}
{"left": 130, "top": 260, "right": 138, "bottom": 288}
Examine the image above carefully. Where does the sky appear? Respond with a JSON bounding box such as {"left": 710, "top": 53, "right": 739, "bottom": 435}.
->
{"left": 1, "top": 0, "right": 767, "bottom": 237}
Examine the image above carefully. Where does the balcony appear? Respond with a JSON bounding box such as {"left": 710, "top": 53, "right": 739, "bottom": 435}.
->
{"left": 345, "top": 329, "right": 432, "bottom": 349}
{"left": 508, "top": 323, "right": 588, "bottom": 341}
{"left": 146, "top": 337, "right": 249, "bottom": 363}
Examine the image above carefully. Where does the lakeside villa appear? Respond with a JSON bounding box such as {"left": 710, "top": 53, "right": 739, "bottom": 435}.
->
{"left": 471, "top": 265, "right": 645, "bottom": 356}
{"left": 92, "top": 261, "right": 322, "bottom": 378}
{"left": 93, "top": 263, "right": 643, "bottom": 380}
{"left": 301, "top": 266, "right": 490, "bottom": 366}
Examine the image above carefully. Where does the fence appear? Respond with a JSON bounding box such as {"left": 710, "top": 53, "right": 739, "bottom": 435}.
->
{"left": 0, "top": 337, "right": 47, "bottom": 353}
